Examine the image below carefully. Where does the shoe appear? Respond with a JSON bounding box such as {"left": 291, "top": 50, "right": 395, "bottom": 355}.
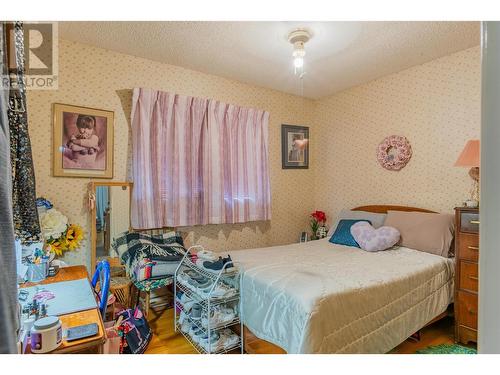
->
{"left": 221, "top": 255, "right": 234, "bottom": 269}
{"left": 201, "top": 306, "right": 235, "bottom": 328}
{"left": 220, "top": 329, "right": 239, "bottom": 350}
{"left": 191, "top": 328, "right": 205, "bottom": 344}
{"left": 176, "top": 272, "right": 193, "bottom": 288}
{"left": 199, "top": 332, "right": 222, "bottom": 352}
{"left": 176, "top": 292, "right": 194, "bottom": 312}
{"left": 180, "top": 292, "right": 192, "bottom": 304}
{"left": 191, "top": 303, "right": 202, "bottom": 320}
{"left": 202, "top": 257, "right": 225, "bottom": 272}
{"left": 178, "top": 310, "right": 187, "bottom": 324}
{"left": 184, "top": 299, "right": 197, "bottom": 312}
{"left": 181, "top": 319, "right": 191, "bottom": 333}
{"left": 177, "top": 272, "right": 200, "bottom": 292}
{"left": 198, "top": 283, "right": 237, "bottom": 299}
{"left": 188, "top": 277, "right": 211, "bottom": 289}
{"left": 184, "top": 270, "right": 206, "bottom": 282}
{"left": 188, "top": 325, "right": 200, "bottom": 337}
{"left": 202, "top": 256, "right": 236, "bottom": 273}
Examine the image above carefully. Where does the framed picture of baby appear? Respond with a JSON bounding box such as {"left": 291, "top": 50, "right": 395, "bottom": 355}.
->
{"left": 281, "top": 124, "right": 309, "bottom": 169}
{"left": 52, "top": 103, "right": 114, "bottom": 178}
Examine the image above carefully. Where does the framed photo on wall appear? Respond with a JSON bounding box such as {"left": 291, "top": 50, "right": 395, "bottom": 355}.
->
{"left": 281, "top": 124, "right": 309, "bottom": 169}
{"left": 52, "top": 103, "right": 114, "bottom": 178}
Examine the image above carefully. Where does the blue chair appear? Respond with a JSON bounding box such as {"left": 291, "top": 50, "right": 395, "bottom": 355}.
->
{"left": 91, "top": 259, "right": 111, "bottom": 317}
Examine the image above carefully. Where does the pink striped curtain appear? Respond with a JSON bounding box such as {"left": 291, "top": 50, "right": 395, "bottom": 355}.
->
{"left": 130, "top": 88, "right": 271, "bottom": 229}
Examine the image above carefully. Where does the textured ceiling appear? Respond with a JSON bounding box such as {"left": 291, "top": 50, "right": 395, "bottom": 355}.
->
{"left": 59, "top": 21, "right": 480, "bottom": 99}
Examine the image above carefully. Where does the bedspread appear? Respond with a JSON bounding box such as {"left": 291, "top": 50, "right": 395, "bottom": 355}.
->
{"left": 231, "top": 239, "right": 454, "bottom": 353}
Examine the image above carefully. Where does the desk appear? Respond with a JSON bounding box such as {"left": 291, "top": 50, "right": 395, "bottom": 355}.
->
{"left": 20, "top": 265, "right": 106, "bottom": 354}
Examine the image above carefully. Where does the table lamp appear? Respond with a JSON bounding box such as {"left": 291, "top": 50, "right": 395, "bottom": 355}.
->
{"left": 454, "top": 139, "right": 480, "bottom": 208}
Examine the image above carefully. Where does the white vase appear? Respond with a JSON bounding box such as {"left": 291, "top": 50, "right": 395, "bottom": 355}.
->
{"left": 316, "top": 226, "right": 328, "bottom": 239}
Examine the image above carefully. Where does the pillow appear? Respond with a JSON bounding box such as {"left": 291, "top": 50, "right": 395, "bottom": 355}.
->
{"left": 350, "top": 221, "right": 400, "bottom": 252}
{"left": 329, "top": 219, "right": 371, "bottom": 248}
{"left": 383, "top": 211, "right": 454, "bottom": 257}
{"left": 327, "top": 209, "right": 387, "bottom": 236}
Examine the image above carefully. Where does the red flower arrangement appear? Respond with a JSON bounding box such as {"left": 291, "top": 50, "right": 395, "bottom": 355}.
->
{"left": 310, "top": 210, "right": 327, "bottom": 239}
{"left": 310, "top": 210, "right": 326, "bottom": 224}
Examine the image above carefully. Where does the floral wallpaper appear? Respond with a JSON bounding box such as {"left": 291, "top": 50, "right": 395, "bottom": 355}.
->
{"left": 26, "top": 39, "right": 316, "bottom": 268}
{"left": 26, "top": 39, "right": 480, "bottom": 269}
{"left": 313, "top": 46, "right": 481, "bottom": 227}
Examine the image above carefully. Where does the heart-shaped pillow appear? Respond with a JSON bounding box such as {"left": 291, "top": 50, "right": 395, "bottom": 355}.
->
{"left": 350, "top": 221, "right": 400, "bottom": 252}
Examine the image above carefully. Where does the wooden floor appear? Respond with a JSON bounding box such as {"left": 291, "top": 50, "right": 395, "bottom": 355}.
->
{"left": 145, "top": 308, "right": 197, "bottom": 354}
{"left": 144, "top": 306, "right": 470, "bottom": 354}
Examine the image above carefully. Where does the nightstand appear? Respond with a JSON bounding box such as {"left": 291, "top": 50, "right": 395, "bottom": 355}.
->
{"left": 454, "top": 207, "right": 479, "bottom": 345}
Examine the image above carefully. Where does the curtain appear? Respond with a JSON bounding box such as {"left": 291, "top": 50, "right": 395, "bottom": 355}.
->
{"left": 0, "top": 22, "right": 19, "bottom": 354}
{"left": 7, "top": 22, "right": 40, "bottom": 242}
{"left": 131, "top": 88, "right": 271, "bottom": 229}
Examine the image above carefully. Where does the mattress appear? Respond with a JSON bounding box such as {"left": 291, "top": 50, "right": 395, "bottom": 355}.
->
{"left": 231, "top": 239, "right": 455, "bottom": 354}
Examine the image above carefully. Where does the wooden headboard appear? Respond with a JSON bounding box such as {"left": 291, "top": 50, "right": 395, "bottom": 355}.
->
{"left": 352, "top": 205, "right": 437, "bottom": 214}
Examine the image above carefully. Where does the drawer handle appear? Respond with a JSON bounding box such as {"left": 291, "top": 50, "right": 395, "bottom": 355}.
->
{"left": 469, "top": 276, "right": 479, "bottom": 281}
{"left": 470, "top": 220, "right": 480, "bottom": 225}
{"left": 467, "top": 307, "right": 477, "bottom": 315}
{"left": 468, "top": 246, "right": 479, "bottom": 251}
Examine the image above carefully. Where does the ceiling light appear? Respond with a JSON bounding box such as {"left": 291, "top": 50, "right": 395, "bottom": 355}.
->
{"left": 288, "top": 29, "right": 311, "bottom": 76}
{"left": 293, "top": 57, "right": 303, "bottom": 68}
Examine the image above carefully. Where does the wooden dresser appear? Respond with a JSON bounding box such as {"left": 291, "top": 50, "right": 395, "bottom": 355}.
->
{"left": 454, "top": 207, "right": 479, "bottom": 345}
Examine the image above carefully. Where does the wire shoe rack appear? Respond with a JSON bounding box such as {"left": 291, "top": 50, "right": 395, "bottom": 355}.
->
{"left": 174, "top": 246, "right": 244, "bottom": 354}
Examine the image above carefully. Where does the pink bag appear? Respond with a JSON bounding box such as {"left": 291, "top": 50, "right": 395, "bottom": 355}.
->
{"left": 103, "top": 321, "right": 121, "bottom": 354}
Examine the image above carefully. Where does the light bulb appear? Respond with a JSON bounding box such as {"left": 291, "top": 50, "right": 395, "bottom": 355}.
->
{"left": 293, "top": 56, "right": 304, "bottom": 68}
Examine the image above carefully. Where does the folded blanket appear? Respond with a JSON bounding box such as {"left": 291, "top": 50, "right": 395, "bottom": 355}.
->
{"left": 111, "top": 231, "right": 185, "bottom": 282}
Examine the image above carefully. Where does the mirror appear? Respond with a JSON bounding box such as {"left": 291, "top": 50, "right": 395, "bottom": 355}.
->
{"left": 90, "top": 182, "right": 132, "bottom": 270}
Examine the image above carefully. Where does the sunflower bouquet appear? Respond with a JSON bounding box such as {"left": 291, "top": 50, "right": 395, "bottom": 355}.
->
{"left": 39, "top": 206, "right": 84, "bottom": 257}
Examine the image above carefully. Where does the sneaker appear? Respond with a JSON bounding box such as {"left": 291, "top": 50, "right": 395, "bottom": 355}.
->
{"left": 176, "top": 290, "right": 184, "bottom": 301}
{"left": 188, "top": 324, "right": 199, "bottom": 337}
{"left": 202, "top": 257, "right": 225, "bottom": 273}
{"left": 178, "top": 310, "right": 187, "bottom": 324}
{"left": 201, "top": 306, "right": 235, "bottom": 328}
{"left": 180, "top": 292, "right": 192, "bottom": 304}
{"left": 199, "top": 332, "right": 222, "bottom": 352}
{"left": 221, "top": 255, "right": 234, "bottom": 269}
{"left": 177, "top": 272, "right": 194, "bottom": 289}
{"left": 220, "top": 329, "right": 239, "bottom": 350}
{"left": 184, "top": 270, "right": 206, "bottom": 282}
{"left": 202, "top": 256, "right": 237, "bottom": 274}
{"left": 188, "top": 277, "right": 212, "bottom": 289}
{"left": 191, "top": 303, "right": 202, "bottom": 320}
{"left": 198, "top": 283, "right": 237, "bottom": 299}
{"left": 181, "top": 319, "right": 191, "bottom": 333}
{"left": 183, "top": 299, "right": 195, "bottom": 312}
{"left": 190, "top": 327, "right": 205, "bottom": 344}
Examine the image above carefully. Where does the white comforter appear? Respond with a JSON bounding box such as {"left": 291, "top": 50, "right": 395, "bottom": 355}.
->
{"left": 231, "top": 239, "right": 454, "bottom": 353}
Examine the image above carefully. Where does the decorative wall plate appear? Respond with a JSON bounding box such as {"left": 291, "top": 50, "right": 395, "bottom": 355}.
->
{"left": 377, "top": 135, "right": 412, "bottom": 171}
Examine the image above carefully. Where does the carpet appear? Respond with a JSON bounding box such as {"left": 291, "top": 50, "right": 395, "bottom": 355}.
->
{"left": 416, "top": 344, "right": 477, "bottom": 354}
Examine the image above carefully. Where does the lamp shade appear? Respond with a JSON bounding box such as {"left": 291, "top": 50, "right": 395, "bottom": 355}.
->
{"left": 455, "top": 140, "right": 480, "bottom": 167}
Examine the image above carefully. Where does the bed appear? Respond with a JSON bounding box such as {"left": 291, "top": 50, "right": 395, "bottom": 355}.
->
{"left": 230, "top": 205, "right": 455, "bottom": 354}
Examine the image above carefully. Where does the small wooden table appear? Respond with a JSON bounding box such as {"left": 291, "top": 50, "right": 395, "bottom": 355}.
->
{"left": 20, "top": 265, "right": 106, "bottom": 354}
